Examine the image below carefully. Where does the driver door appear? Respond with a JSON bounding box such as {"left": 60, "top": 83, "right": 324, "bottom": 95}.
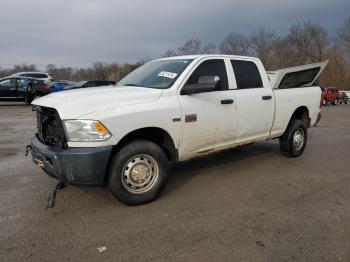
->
{"left": 0, "top": 78, "right": 17, "bottom": 98}
{"left": 178, "top": 58, "right": 236, "bottom": 156}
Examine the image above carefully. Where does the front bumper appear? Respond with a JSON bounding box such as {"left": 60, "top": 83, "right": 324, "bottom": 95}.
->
{"left": 30, "top": 136, "right": 112, "bottom": 187}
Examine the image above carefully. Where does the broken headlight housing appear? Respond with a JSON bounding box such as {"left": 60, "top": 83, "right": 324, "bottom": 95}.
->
{"left": 63, "top": 120, "right": 112, "bottom": 142}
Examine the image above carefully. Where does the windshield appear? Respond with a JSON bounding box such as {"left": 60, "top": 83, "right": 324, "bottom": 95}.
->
{"left": 117, "top": 59, "right": 193, "bottom": 89}
{"left": 72, "top": 81, "right": 88, "bottom": 88}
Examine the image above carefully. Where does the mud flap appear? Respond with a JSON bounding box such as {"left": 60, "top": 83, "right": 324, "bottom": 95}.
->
{"left": 46, "top": 182, "right": 66, "bottom": 209}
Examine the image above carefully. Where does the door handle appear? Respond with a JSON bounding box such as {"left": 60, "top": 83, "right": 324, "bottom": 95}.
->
{"left": 221, "top": 99, "right": 234, "bottom": 104}
{"left": 262, "top": 95, "right": 272, "bottom": 100}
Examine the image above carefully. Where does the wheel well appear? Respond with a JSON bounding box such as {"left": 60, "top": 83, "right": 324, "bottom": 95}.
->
{"left": 113, "top": 127, "right": 178, "bottom": 162}
{"left": 290, "top": 106, "right": 309, "bottom": 127}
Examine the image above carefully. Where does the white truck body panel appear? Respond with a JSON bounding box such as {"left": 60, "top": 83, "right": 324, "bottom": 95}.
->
{"left": 33, "top": 55, "right": 325, "bottom": 161}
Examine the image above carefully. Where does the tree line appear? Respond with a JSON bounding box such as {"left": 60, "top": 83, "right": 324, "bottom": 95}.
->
{"left": 1, "top": 18, "right": 349, "bottom": 89}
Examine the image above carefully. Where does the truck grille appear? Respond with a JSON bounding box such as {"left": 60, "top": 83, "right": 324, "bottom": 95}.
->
{"left": 35, "top": 106, "right": 68, "bottom": 149}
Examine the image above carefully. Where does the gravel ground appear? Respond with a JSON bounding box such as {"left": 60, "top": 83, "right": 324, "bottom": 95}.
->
{"left": 0, "top": 102, "right": 349, "bottom": 262}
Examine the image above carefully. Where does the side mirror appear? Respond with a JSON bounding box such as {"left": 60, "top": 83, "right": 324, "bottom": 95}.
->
{"left": 181, "top": 75, "right": 220, "bottom": 95}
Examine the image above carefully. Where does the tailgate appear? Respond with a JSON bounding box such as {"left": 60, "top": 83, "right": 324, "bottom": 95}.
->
{"left": 267, "top": 61, "right": 328, "bottom": 89}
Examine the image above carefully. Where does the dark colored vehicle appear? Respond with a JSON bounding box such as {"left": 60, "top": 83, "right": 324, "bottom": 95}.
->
{"left": 51, "top": 81, "right": 75, "bottom": 92}
{"left": 338, "top": 91, "right": 349, "bottom": 104}
{"left": 65, "top": 80, "right": 116, "bottom": 90}
{"left": 321, "top": 87, "right": 340, "bottom": 106}
{"left": 0, "top": 77, "right": 51, "bottom": 104}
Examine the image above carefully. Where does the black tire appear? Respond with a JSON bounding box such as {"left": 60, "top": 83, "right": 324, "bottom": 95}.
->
{"left": 108, "top": 140, "right": 170, "bottom": 205}
{"left": 24, "top": 95, "right": 32, "bottom": 105}
{"left": 332, "top": 98, "right": 338, "bottom": 105}
{"left": 279, "top": 119, "right": 307, "bottom": 157}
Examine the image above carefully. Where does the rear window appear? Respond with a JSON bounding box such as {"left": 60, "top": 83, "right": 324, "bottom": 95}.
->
{"left": 231, "top": 60, "right": 263, "bottom": 89}
{"left": 278, "top": 68, "right": 320, "bottom": 89}
{"left": 95, "top": 81, "right": 110, "bottom": 86}
{"left": 21, "top": 73, "right": 48, "bottom": 79}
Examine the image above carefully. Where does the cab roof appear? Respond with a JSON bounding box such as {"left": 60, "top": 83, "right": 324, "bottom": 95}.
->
{"left": 155, "top": 54, "right": 260, "bottom": 62}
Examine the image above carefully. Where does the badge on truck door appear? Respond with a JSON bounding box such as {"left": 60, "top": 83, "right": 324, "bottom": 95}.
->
{"left": 185, "top": 114, "right": 197, "bottom": 123}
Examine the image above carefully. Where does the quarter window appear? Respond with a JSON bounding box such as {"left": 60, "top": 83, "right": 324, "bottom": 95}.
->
{"left": 231, "top": 60, "right": 263, "bottom": 89}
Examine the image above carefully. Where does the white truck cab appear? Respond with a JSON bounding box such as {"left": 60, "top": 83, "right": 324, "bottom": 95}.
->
{"left": 30, "top": 55, "right": 327, "bottom": 205}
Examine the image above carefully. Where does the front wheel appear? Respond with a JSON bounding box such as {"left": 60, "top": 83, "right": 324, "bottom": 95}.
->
{"left": 108, "top": 140, "right": 170, "bottom": 205}
{"left": 279, "top": 119, "right": 307, "bottom": 157}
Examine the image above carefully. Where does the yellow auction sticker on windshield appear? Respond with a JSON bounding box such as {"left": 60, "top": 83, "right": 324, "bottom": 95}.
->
{"left": 158, "top": 71, "right": 178, "bottom": 79}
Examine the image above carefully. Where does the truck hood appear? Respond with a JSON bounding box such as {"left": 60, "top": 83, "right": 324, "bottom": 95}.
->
{"left": 32, "top": 86, "right": 163, "bottom": 119}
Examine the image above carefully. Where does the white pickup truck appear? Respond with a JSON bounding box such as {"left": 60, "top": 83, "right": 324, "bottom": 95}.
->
{"left": 30, "top": 55, "right": 327, "bottom": 205}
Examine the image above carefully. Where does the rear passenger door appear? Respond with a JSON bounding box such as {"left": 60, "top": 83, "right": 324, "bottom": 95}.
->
{"left": 230, "top": 60, "right": 274, "bottom": 142}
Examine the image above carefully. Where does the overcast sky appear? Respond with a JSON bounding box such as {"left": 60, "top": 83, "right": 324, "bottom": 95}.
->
{"left": 0, "top": 0, "right": 349, "bottom": 69}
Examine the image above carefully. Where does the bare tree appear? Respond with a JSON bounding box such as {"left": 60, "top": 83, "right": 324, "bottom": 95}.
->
{"left": 163, "top": 49, "right": 178, "bottom": 57}
{"left": 202, "top": 42, "right": 216, "bottom": 54}
{"left": 250, "top": 28, "right": 277, "bottom": 68}
{"left": 337, "top": 17, "right": 350, "bottom": 61}
{"left": 269, "top": 38, "right": 300, "bottom": 69}
{"left": 288, "top": 21, "right": 328, "bottom": 63}
{"left": 319, "top": 48, "right": 349, "bottom": 89}
{"left": 219, "top": 33, "right": 251, "bottom": 56}
{"left": 177, "top": 38, "right": 202, "bottom": 55}
{"left": 163, "top": 38, "right": 216, "bottom": 56}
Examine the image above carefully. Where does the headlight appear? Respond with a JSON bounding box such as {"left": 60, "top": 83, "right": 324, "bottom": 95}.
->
{"left": 63, "top": 120, "right": 112, "bottom": 142}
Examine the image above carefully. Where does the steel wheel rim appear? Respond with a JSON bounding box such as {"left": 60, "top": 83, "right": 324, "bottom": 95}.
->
{"left": 121, "top": 154, "right": 159, "bottom": 194}
{"left": 293, "top": 128, "right": 305, "bottom": 151}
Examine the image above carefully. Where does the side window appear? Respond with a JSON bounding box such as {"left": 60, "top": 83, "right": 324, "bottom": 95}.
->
{"left": 36, "top": 74, "right": 48, "bottom": 79}
{"left": 96, "top": 81, "right": 106, "bottom": 86}
{"left": 17, "top": 79, "right": 29, "bottom": 90}
{"left": 185, "top": 59, "right": 228, "bottom": 91}
{"left": 85, "top": 81, "right": 96, "bottom": 87}
{"left": 0, "top": 79, "right": 16, "bottom": 90}
{"left": 231, "top": 60, "right": 263, "bottom": 89}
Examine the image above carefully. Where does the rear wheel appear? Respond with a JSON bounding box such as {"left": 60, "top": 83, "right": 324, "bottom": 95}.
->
{"left": 280, "top": 119, "right": 307, "bottom": 157}
{"left": 108, "top": 140, "right": 170, "bottom": 205}
{"left": 332, "top": 98, "right": 338, "bottom": 105}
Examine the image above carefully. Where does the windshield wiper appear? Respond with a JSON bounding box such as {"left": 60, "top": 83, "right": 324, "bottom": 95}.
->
{"left": 123, "top": 83, "right": 139, "bottom": 86}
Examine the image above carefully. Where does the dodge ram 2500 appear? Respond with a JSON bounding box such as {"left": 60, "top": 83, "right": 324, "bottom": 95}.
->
{"left": 29, "top": 55, "right": 327, "bottom": 205}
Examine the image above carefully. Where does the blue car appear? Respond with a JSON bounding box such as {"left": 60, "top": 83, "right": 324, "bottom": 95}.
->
{"left": 51, "top": 81, "right": 75, "bottom": 92}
